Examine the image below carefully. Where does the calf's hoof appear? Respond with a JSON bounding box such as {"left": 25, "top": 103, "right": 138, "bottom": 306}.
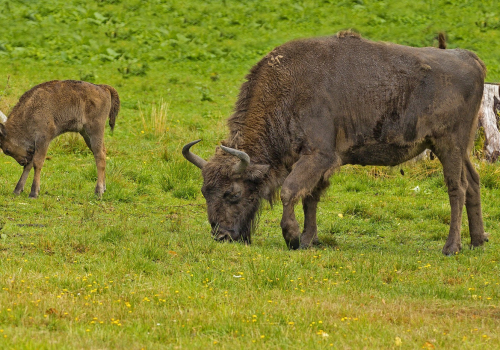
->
{"left": 28, "top": 192, "right": 39, "bottom": 199}
{"left": 13, "top": 189, "right": 22, "bottom": 195}
{"left": 95, "top": 186, "right": 104, "bottom": 199}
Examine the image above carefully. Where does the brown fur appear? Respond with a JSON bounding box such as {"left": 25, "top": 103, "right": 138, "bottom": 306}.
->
{"left": 185, "top": 32, "right": 488, "bottom": 255}
{"left": 0, "top": 80, "right": 120, "bottom": 198}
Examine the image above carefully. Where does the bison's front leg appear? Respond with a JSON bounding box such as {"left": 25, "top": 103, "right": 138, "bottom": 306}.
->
{"left": 300, "top": 180, "right": 330, "bottom": 248}
{"left": 280, "top": 193, "right": 301, "bottom": 249}
{"left": 14, "top": 162, "right": 33, "bottom": 195}
{"left": 300, "top": 195, "right": 319, "bottom": 248}
{"left": 280, "top": 152, "right": 337, "bottom": 249}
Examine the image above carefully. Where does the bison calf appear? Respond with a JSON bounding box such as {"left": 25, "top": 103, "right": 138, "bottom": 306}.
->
{"left": 0, "top": 80, "right": 119, "bottom": 198}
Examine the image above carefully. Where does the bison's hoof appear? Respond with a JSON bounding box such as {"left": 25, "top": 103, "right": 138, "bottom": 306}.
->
{"left": 471, "top": 232, "right": 489, "bottom": 247}
{"left": 442, "top": 244, "right": 461, "bottom": 256}
{"left": 299, "top": 240, "right": 320, "bottom": 249}
{"left": 13, "top": 190, "right": 22, "bottom": 196}
{"left": 299, "top": 244, "right": 312, "bottom": 250}
{"left": 286, "top": 237, "right": 301, "bottom": 250}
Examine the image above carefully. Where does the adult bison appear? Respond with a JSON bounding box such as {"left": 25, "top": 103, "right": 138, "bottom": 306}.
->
{"left": 183, "top": 31, "right": 488, "bottom": 255}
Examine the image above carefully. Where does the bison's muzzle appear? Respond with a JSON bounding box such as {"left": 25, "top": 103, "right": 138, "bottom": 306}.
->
{"left": 211, "top": 224, "right": 240, "bottom": 242}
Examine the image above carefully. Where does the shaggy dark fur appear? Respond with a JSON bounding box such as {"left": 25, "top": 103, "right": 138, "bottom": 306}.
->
{"left": 185, "top": 32, "right": 488, "bottom": 255}
{"left": 0, "top": 80, "right": 120, "bottom": 198}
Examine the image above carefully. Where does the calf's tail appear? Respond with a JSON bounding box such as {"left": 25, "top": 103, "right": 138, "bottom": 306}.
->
{"left": 99, "top": 84, "right": 120, "bottom": 132}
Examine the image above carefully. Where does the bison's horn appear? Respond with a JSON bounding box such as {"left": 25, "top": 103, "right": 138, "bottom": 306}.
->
{"left": 182, "top": 140, "right": 207, "bottom": 169}
{"left": 220, "top": 145, "right": 250, "bottom": 173}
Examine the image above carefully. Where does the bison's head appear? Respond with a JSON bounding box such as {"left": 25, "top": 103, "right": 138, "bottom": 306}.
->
{"left": 183, "top": 140, "right": 270, "bottom": 244}
{"left": 0, "top": 124, "right": 35, "bottom": 166}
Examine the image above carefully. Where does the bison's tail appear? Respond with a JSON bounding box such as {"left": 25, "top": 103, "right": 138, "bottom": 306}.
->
{"left": 99, "top": 84, "right": 120, "bottom": 132}
{"left": 438, "top": 32, "right": 447, "bottom": 49}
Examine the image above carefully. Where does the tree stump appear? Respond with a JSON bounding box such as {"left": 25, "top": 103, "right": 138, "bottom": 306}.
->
{"left": 478, "top": 83, "right": 500, "bottom": 162}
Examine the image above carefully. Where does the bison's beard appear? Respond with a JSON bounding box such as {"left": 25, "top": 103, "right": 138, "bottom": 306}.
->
{"left": 236, "top": 200, "right": 262, "bottom": 244}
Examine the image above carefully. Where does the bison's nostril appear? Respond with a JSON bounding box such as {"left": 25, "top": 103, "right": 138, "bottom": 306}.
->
{"left": 215, "top": 232, "right": 228, "bottom": 241}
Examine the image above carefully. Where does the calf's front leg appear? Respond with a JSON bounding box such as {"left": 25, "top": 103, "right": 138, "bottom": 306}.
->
{"left": 29, "top": 144, "right": 49, "bottom": 198}
{"left": 14, "top": 162, "right": 33, "bottom": 195}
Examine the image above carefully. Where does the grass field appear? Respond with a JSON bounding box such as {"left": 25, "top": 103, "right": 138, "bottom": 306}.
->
{"left": 1, "top": 0, "right": 500, "bottom": 349}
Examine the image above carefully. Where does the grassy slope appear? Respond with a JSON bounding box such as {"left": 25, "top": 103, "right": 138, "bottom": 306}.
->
{"left": 1, "top": 0, "right": 500, "bottom": 348}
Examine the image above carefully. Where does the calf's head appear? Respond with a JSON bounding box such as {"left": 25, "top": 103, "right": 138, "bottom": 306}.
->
{"left": 183, "top": 140, "right": 269, "bottom": 243}
{"left": 0, "top": 124, "right": 35, "bottom": 166}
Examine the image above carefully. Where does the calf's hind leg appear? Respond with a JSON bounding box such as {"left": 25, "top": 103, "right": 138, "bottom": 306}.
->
{"left": 81, "top": 128, "right": 106, "bottom": 197}
{"left": 14, "top": 162, "right": 33, "bottom": 195}
{"left": 464, "top": 158, "right": 488, "bottom": 248}
{"left": 281, "top": 152, "right": 338, "bottom": 249}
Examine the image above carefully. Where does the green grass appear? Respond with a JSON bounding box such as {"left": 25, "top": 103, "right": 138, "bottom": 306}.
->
{"left": 1, "top": 0, "right": 500, "bottom": 349}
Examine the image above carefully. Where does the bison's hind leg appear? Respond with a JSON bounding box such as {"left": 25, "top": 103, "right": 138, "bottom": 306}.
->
{"left": 464, "top": 158, "right": 488, "bottom": 248}
{"left": 435, "top": 147, "right": 468, "bottom": 255}
{"left": 14, "top": 162, "right": 34, "bottom": 195}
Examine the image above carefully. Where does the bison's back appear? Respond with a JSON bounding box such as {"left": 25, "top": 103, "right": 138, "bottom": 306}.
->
{"left": 8, "top": 80, "right": 112, "bottom": 134}
{"left": 233, "top": 34, "right": 485, "bottom": 166}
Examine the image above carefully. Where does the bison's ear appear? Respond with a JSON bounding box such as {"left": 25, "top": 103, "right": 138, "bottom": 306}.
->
{"left": 0, "top": 123, "right": 5, "bottom": 139}
{"left": 246, "top": 164, "right": 270, "bottom": 182}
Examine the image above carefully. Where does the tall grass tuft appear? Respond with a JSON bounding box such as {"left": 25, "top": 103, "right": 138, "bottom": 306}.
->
{"left": 139, "top": 99, "right": 170, "bottom": 138}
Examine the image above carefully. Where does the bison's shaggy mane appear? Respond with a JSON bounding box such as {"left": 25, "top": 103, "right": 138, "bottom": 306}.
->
{"left": 226, "top": 57, "right": 270, "bottom": 151}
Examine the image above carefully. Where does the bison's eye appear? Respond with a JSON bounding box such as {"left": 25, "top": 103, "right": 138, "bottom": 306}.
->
{"left": 224, "top": 190, "right": 241, "bottom": 203}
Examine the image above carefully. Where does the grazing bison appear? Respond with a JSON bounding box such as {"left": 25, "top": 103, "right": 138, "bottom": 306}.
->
{"left": 0, "top": 80, "right": 120, "bottom": 198}
{"left": 183, "top": 31, "right": 488, "bottom": 255}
